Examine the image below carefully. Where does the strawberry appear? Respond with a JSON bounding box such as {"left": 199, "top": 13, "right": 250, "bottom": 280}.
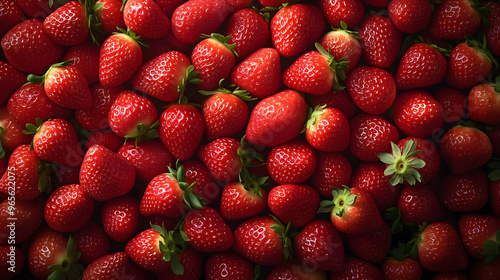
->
{"left": 331, "top": 256, "right": 384, "bottom": 280}
{"left": 486, "top": 124, "right": 500, "bottom": 155}
{"left": 75, "top": 84, "right": 124, "bottom": 131}
{"left": 232, "top": 215, "right": 292, "bottom": 266}
{"left": 396, "top": 43, "right": 448, "bottom": 90}
{"left": 183, "top": 159, "right": 220, "bottom": 205}
{"left": 349, "top": 113, "right": 399, "bottom": 162}
{"left": 293, "top": 220, "right": 345, "bottom": 272}
{"left": 220, "top": 174, "right": 268, "bottom": 220}
{"left": 440, "top": 126, "right": 493, "bottom": 175}
{"left": 346, "top": 66, "right": 396, "bottom": 114}
{"left": 429, "top": 0, "right": 487, "bottom": 40}
{"left": 0, "top": 245, "right": 24, "bottom": 279}
{"left": 7, "top": 83, "right": 72, "bottom": 126}
{"left": 310, "top": 152, "right": 352, "bottom": 198}
{"left": 397, "top": 184, "right": 449, "bottom": 225}
{"left": 1, "top": 18, "right": 64, "bottom": 75}
{"left": 0, "top": 61, "right": 26, "bottom": 105}
{"left": 94, "top": 0, "right": 126, "bottom": 34}
{"left": 388, "top": 0, "right": 432, "bottom": 34}
{"left": 181, "top": 206, "right": 234, "bottom": 252}
{"left": 270, "top": 3, "right": 325, "bottom": 57}
{"left": 158, "top": 103, "right": 205, "bottom": 161}
{"left": 155, "top": 0, "right": 186, "bottom": 18}
{"left": 267, "top": 140, "right": 317, "bottom": 184}
{"left": 308, "top": 89, "right": 358, "bottom": 119}
{"left": 225, "top": 8, "right": 270, "bottom": 59}
{"left": 99, "top": 28, "right": 143, "bottom": 87}
{"left": 197, "top": 137, "right": 242, "bottom": 183}
{"left": 434, "top": 87, "right": 467, "bottom": 124}
{"left": 0, "top": 197, "right": 44, "bottom": 245}
{"left": 412, "top": 222, "right": 469, "bottom": 272}
{"left": 382, "top": 256, "right": 423, "bottom": 280}
{"left": 84, "top": 129, "right": 123, "bottom": 152}
{"left": 43, "top": 1, "right": 89, "bottom": 46}
{"left": 483, "top": 1, "right": 500, "bottom": 56}
{"left": 344, "top": 221, "right": 392, "bottom": 263}
{"left": 171, "top": 0, "right": 230, "bottom": 44}
{"left": 357, "top": 15, "right": 402, "bottom": 68}
{"left": 82, "top": 252, "right": 148, "bottom": 280}
{"left": 283, "top": 43, "right": 348, "bottom": 95}
{"left": 123, "top": 0, "right": 170, "bottom": 39}
{"left": 318, "top": 186, "right": 384, "bottom": 234}
{"left": 16, "top": 0, "right": 58, "bottom": 18}
{"left": 0, "top": 106, "right": 32, "bottom": 157}
{"left": 445, "top": 38, "right": 495, "bottom": 89}
{"left": 433, "top": 272, "right": 468, "bottom": 280}
{"left": 0, "top": 0, "right": 23, "bottom": 38}
{"left": 155, "top": 247, "right": 204, "bottom": 280}
{"left": 318, "top": 22, "right": 362, "bottom": 74}
{"left": 230, "top": 47, "right": 282, "bottom": 99}
{"left": 132, "top": 51, "right": 197, "bottom": 102}
{"left": 316, "top": 0, "right": 364, "bottom": 29}
{"left": 268, "top": 184, "right": 320, "bottom": 227}
{"left": 267, "top": 259, "right": 328, "bottom": 279}
{"left": 491, "top": 178, "right": 500, "bottom": 218}
{"left": 28, "top": 228, "right": 84, "bottom": 280}
{"left": 72, "top": 221, "right": 111, "bottom": 265}
{"left": 44, "top": 183, "right": 94, "bottom": 232}
{"left": 80, "top": 144, "right": 136, "bottom": 201}
{"left": 61, "top": 41, "right": 101, "bottom": 85}
{"left": 205, "top": 252, "right": 254, "bottom": 280}
{"left": 458, "top": 213, "right": 500, "bottom": 261}
{"left": 438, "top": 169, "right": 489, "bottom": 212}
{"left": 469, "top": 259, "right": 500, "bottom": 280}
{"left": 191, "top": 33, "right": 237, "bottom": 90}
{"left": 245, "top": 89, "right": 308, "bottom": 147}
{"left": 100, "top": 195, "right": 141, "bottom": 242}
{"left": 305, "top": 105, "right": 350, "bottom": 152}
{"left": 467, "top": 77, "right": 500, "bottom": 125}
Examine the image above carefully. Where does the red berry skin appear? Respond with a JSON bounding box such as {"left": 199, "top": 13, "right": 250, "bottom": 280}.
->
{"left": 140, "top": 173, "right": 187, "bottom": 218}
{"left": 0, "top": 106, "right": 32, "bottom": 154}
{"left": 0, "top": 61, "right": 26, "bottom": 105}
{"left": 429, "top": 0, "right": 481, "bottom": 40}
{"left": 101, "top": 195, "right": 142, "bottom": 242}
{"left": 388, "top": 0, "right": 432, "bottom": 34}
{"left": 346, "top": 66, "right": 396, "bottom": 115}
{"left": 316, "top": 0, "right": 364, "bottom": 29}
{"left": 445, "top": 42, "right": 492, "bottom": 89}
{"left": 268, "top": 259, "right": 328, "bottom": 279}
{"left": 438, "top": 169, "right": 489, "bottom": 212}
{"left": 0, "top": 197, "right": 44, "bottom": 245}
{"left": 0, "top": 0, "right": 23, "bottom": 38}
{"left": 381, "top": 258, "right": 423, "bottom": 280}
{"left": 483, "top": 1, "right": 500, "bottom": 56}
{"left": 62, "top": 42, "right": 100, "bottom": 85}
{"left": 267, "top": 140, "right": 318, "bottom": 185}
{"left": 155, "top": 247, "right": 204, "bottom": 280}
{"left": 72, "top": 222, "right": 111, "bottom": 265}
{"left": 225, "top": 8, "right": 270, "bottom": 59}
{"left": 183, "top": 207, "right": 234, "bottom": 252}
{"left": 0, "top": 245, "right": 24, "bottom": 279}
{"left": 393, "top": 90, "right": 444, "bottom": 138}
{"left": 220, "top": 181, "right": 268, "bottom": 221}
{"left": 308, "top": 89, "right": 358, "bottom": 119}
{"left": 331, "top": 257, "right": 384, "bottom": 280}
{"left": 397, "top": 184, "right": 449, "bottom": 225}
{"left": 311, "top": 152, "right": 352, "bottom": 198}
{"left": 349, "top": 113, "right": 399, "bottom": 162}
{"left": 434, "top": 87, "right": 467, "bottom": 124}
{"left": 268, "top": 184, "right": 320, "bottom": 227}
{"left": 43, "top": 1, "right": 88, "bottom": 46}
{"left": 84, "top": 130, "right": 123, "bottom": 152}
{"left": 318, "top": 29, "right": 362, "bottom": 74}
{"left": 82, "top": 252, "right": 148, "bottom": 280}
{"left": 45, "top": 64, "right": 94, "bottom": 110}
{"left": 468, "top": 82, "right": 500, "bottom": 125}
{"left": 205, "top": 252, "right": 253, "bottom": 280}
{"left": 197, "top": 137, "right": 241, "bottom": 183}
{"left": 458, "top": 213, "right": 500, "bottom": 260}
{"left": 123, "top": 0, "right": 170, "bottom": 39}
{"left": 306, "top": 107, "right": 350, "bottom": 152}
{"left": 491, "top": 180, "right": 500, "bottom": 218}
{"left": 183, "top": 159, "right": 220, "bottom": 205}
{"left": 125, "top": 228, "right": 170, "bottom": 272}
{"left": 95, "top": 0, "right": 127, "bottom": 34}
{"left": 469, "top": 259, "right": 500, "bottom": 280}
{"left": 27, "top": 227, "right": 68, "bottom": 279}
{"left": 202, "top": 92, "right": 249, "bottom": 141}
{"left": 344, "top": 221, "right": 392, "bottom": 263}
{"left": 75, "top": 84, "right": 124, "bottom": 131}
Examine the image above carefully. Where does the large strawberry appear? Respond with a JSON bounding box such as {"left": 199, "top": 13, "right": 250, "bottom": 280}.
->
{"left": 310, "top": 152, "right": 352, "bottom": 198}
{"left": 100, "top": 195, "right": 141, "bottom": 242}
{"left": 0, "top": 197, "right": 44, "bottom": 245}
{"left": 220, "top": 174, "right": 269, "bottom": 220}
{"left": 205, "top": 252, "right": 254, "bottom": 280}
{"left": 82, "top": 252, "right": 148, "bottom": 280}
{"left": 305, "top": 105, "right": 350, "bottom": 152}
{"left": 123, "top": 0, "right": 170, "bottom": 39}
{"left": 397, "top": 184, "right": 450, "bottom": 226}
{"left": 72, "top": 221, "right": 111, "bottom": 265}
{"left": 270, "top": 3, "right": 325, "bottom": 57}
{"left": 388, "top": 0, "right": 432, "bottom": 34}
{"left": 245, "top": 89, "right": 308, "bottom": 147}
{"left": 439, "top": 169, "right": 489, "bottom": 212}
{"left": 318, "top": 22, "right": 362, "bottom": 74}
{"left": 268, "top": 184, "right": 320, "bottom": 227}
{"left": 43, "top": 0, "right": 91, "bottom": 46}
{"left": 458, "top": 213, "right": 500, "bottom": 261}
{"left": 225, "top": 8, "right": 270, "bottom": 59}
{"left": 197, "top": 137, "right": 242, "bottom": 183}
{"left": 467, "top": 77, "right": 500, "bottom": 125}
{"left": 316, "top": 0, "right": 364, "bottom": 28}
{"left": 266, "top": 140, "right": 317, "bottom": 184}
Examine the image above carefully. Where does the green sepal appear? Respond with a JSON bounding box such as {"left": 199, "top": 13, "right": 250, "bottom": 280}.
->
{"left": 318, "top": 186, "right": 357, "bottom": 217}
{"left": 177, "top": 65, "right": 201, "bottom": 101}
{"left": 315, "top": 42, "right": 348, "bottom": 91}
{"left": 407, "top": 222, "right": 427, "bottom": 260}
{"left": 269, "top": 215, "right": 293, "bottom": 263}
{"left": 84, "top": 0, "right": 104, "bottom": 46}
{"left": 152, "top": 222, "right": 187, "bottom": 276}
{"left": 114, "top": 27, "right": 149, "bottom": 48}
{"left": 302, "top": 105, "right": 326, "bottom": 133}
{"left": 238, "top": 167, "right": 268, "bottom": 197}
{"left": 383, "top": 207, "right": 405, "bottom": 234}
{"left": 123, "top": 120, "right": 160, "bottom": 147}
{"left": 331, "top": 21, "right": 360, "bottom": 39}
{"left": 37, "top": 159, "right": 53, "bottom": 194}
{"left": 198, "top": 79, "right": 257, "bottom": 102}
{"left": 253, "top": 265, "right": 261, "bottom": 280}
{"left": 488, "top": 158, "right": 500, "bottom": 181}
{"left": 465, "top": 34, "right": 498, "bottom": 69}
{"left": 480, "top": 228, "right": 500, "bottom": 263}
{"left": 471, "top": 0, "right": 491, "bottom": 27}
{"left": 46, "top": 235, "right": 84, "bottom": 280}
{"left": 389, "top": 241, "right": 414, "bottom": 261}
{"left": 377, "top": 140, "right": 426, "bottom": 186}
{"left": 199, "top": 33, "right": 238, "bottom": 57}
{"left": 0, "top": 127, "right": 6, "bottom": 158}
{"left": 167, "top": 161, "right": 204, "bottom": 210}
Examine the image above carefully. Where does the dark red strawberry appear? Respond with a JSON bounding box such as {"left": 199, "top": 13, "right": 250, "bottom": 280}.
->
{"left": 397, "top": 184, "right": 449, "bottom": 225}
{"left": 458, "top": 213, "right": 500, "bottom": 261}
{"left": 100, "top": 195, "right": 141, "bottom": 242}
{"left": 0, "top": 106, "right": 32, "bottom": 156}
{"left": 0, "top": 197, "right": 44, "bottom": 245}
{"left": 483, "top": 1, "right": 500, "bottom": 56}
{"left": 123, "top": 0, "right": 170, "bottom": 39}
{"left": 225, "top": 8, "right": 269, "bottom": 59}
{"left": 344, "top": 221, "right": 392, "bottom": 263}
{"left": 316, "top": 0, "right": 364, "bottom": 29}
{"left": 268, "top": 184, "right": 320, "bottom": 227}
{"left": 61, "top": 41, "right": 100, "bottom": 85}
{"left": 434, "top": 87, "right": 467, "bottom": 124}
{"left": 72, "top": 221, "right": 111, "bottom": 265}
{"left": 94, "top": 0, "right": 126, "bottom": 34}
{"left": 267, "top": 259, "right": 328, "bottom": 279}
{"left": 469, "top": 259, "right": 500, "bottom": 280}
{"left": 82, "top": 252, "right": 148, "bottom": 280}
{"left": 155, "top": 0, "right": 186, "bottom": 18}
{"left": 388, "top": 0, "right": 432, "bottom": 34}
{"left": 381, "top": 244, "right": 423, "bottom": 280}
{"left": 467, "top": 77, "right": 500, "bottom": 125}
{"left": 0, "top": 245, "right": 24, "bottom": 279}
{"left": 155, "top": 247, "right": 204, "bottom": 279}
{"left": 0, "top": 0, "right": 23, "bottom": 38}
{"left": 205, "top": 252, "right": 254, "bottom": 280}
{"left": 267, "top": 140, "right": 317, "bottom": 184}
{"left": 310, "top": 152, "right": 352, "bottom": 198}
{"left": 84, "top": 129, "right": 123, "bottom": 152}
{"left": 43, "top": 1, "right": 89, "bottom": 46}
{"left": 0, "top": 61, "right": 26, "bottom": 105}
{"left": 331, "top": 256, "right": 384, "bottom": 280}
{"left": 318, "top": 22, "right": 362, "bottom": 74}
{"left": 439, "top": 169, "right": 489, "bottom": 212}
{"left": 16, "top": 0, "right": 58, "bottom": 18}
{"left": 308, "top": 89, "right": 358, "bottom": 118}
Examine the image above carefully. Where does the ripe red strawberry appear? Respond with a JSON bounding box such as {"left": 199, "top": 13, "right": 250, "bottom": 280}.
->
{"left": 171, "top": 0, "right": 230, "bottom": 44}
{"left": 225, "top": 8, "right": 269, "bottom": 59}
{"left": 397, "top": 184, "right": 449, "bottom": 225}
{"left": 318, "top": 186, "right": 384, "bottom": 234}
{"left": 468, "top": 78, "right": 500, "bottom": 125}
{"left": 0, "top": 0, "right": 23, "bottom": 37}
{"left": 99, "top": 28, "right": 143, "bottom": 87}
{"left": 183, "top": 159, "right": 220, "bottom": 205}
{"left": 84, "top": 129, "right": 123, "bottom": 152}
{"left": 439, "top": 169, "right": 489, "bottom": 212}
{"left": 308, "top": 89, "right": 358, "bottom": 118}
{"left": 305, "top": 106, "right": 350, "bottom": 152}
{"left": 382, "top": 257, "right": 423, "bottom": 280}
{"left": 95, "top": 0, "right": 126, "bottom": 34}
{"left": 0, "top": 245, "right": 24, "bottom": 279}
{"left": 82, "top": 252, "right": 148, "bottom": 280}
{"left": 192, "top": 34, "right": 237, "bottom": 90}
{"left": 100, "top": 195, "right": 141, "bottom": 242}
{"left": 245, "top": 89, "right": 308, "bottom": 147}
{"left": 310, "top": 152, "right": 352, "bottom": 198}
{"left": 181, "top": 206, "right": 234, "bottom": 252}
{"left": 0, "top": 106, "right": 32, "bottom": 156}
{"left": 1, "top": 18, "right": 64, "bottom": 75}
{"left": 267, "top": 140, "right": 317, "bottom": 184}
{"left": 158, "top": 103, "right": 205, "bottom": 161}
{"left": 205, "top": 252, "right": 254, "bottom": 280}
{"left": 75, "top": 84, "right": 124, "bottom": 131}
{"left": 331, "top": 257, "right": 384, "bottom": 280}
{"left": 413, "top": 222, "right": 469, "bottom": 272}
{"left": 72, "top": 221, "right": 111, "bottom": 265}
{"left": 429, "top": 0, "right": 486, "bottom": 40}
{"left": 43, "top": 1, "right": 89, "bottom": 46}
{"left": 197, "top": 137, "right": 242, "bottom": 183}
{"left": 318, "top": 22, "right": 362, "bottom": 74}
{"left": 232, "top": 215, "right": 292, "bottom": 266}
{"left": 357, "top": 15, "right": 402, "bottom": 68}
{"left": 0, "top": 197, "right": 44, "bottom": 245}
{"left": 44, "top": 184, "right": 94, "bottom": 232}
{"left": 268, "top": 184, "right": 319, "bottom": 227}
{"left": 61, "top": 42, "right": 100, "bottom": 85}
{"left": 155, "top": 0, "right": 186, "bottom": 18}
{"left": 283, "top": 44, "right": 347, "bottom": 95}
{"left": 388, "top": 0, "right": 432, "bottom": 34}
{"left": 0, "top": 61, "right": 26, "bottom": 105}
{"left": 396, "top": 43, "right": 448, "bottom": 90}
{"left": 293, "top": 220, "right": 345, "bottom": 272}
{"left": 316, "top": 0, "right": 364, "bottom": 28}
{"left": 346, "top": 66, "right": 396, "bottom": 114}
{"left": 28, "top": 228, "right": 84, "bottom": 280}
{"left": 445, "top": 39, "right": 495, "bottom": 89}
{"left": 220, "top": 175, "right": 268, "bottom": 220}
{"left": 270, "top": 3, "right": 325, "bottom": 57}
{"left": 458, "top": 213, "right": 500, "bottom": 261}
{"left": 434, "top": 87, "right": 467, "bottom": 124}
{"left": 349, "top": 113, "right": 399, "bottom": 162}
{"left": 483, "top": 1, "right": 500, "bottom": 56}
{"left": 230, "top": 47, "right": 281, "bottom": 99}
{"left": 80, "top": 144, "right": 136, "bottom": 201}
{"left": 16, "top": 0, "right": 58, "bottom": 18}
{"left": 123, "top": 0, "right": 170, "bottom": 39}
{"left": 155, "top": 247, "right": 204, "bottom": 279}
{"left": 440, "top": 126, "right": 493, "bottom": 175}
{"left": 469, "top": 259, "right": 500, "bottom": 280}
{"left": 7, "top": 83, "right": 72, "bottom": 126}
{"left": 132, "top": 51, "right": 197, "bottom": 102}
{"left": 267, "top": 259, "right": 328, "bottom": 279}
{"left": 344, "top": 221, "right": 392, "bottom": 263}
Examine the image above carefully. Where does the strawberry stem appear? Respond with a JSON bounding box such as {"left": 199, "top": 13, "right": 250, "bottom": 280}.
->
{"left": 269, "top": 215, "right": 293, "bottom": 262}
{"left": 47, "top": 235, "right": 84, "bottom": 280}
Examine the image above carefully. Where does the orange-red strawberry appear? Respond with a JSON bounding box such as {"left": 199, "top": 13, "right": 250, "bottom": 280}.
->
{"left": 82, "top": 252, "right": 148, "bottom": 280}
{"left": 438, "top": 169, "right": 489, "bottom": 212}
{"left": 388, "top": 0, "right": 432, "bottom": 34}
{"left": 0, "top": 197, "right": 44, "bottom": 245}
{"left": 458, "top": 213, "right": 500, "bottom": 261}
{"left": 205, "top": 252, "right": 254, "bottom": 280}
{"left": 268, "top": 184, "right": 319, "bottom": 227}
{"left": 270, "top": 3, "right": 325, "bottom": 57}
{"left": 316, "top": 0, "right": 364, "bottom": 29}
{"left": 311, "top": 152, "right": 352, "bottom": 198}
{"left": 0, "top": 61, "right": 26, "bottom": 105}
{"left": 467, "top": 77, "right": 500, "bottom": 125}
{"left": 305, "top": 105, "right": 350, "bottom": 152}
{"left": 43, "top": 1, "right": 89, "bottom": 46}
{"left": 100, "top": 195, "right": 141, "bottom": 242}
{"left": 318, "top": 22, "right": 362, "bottom": 74}
{"left": 225, "top": 8, "right": 269, "bottom": 59}
{"left": 266, "top": 140, "right": 317, "bottom": 184}
{"left": 123, "top": 0, "right": 170, "bottom": 39}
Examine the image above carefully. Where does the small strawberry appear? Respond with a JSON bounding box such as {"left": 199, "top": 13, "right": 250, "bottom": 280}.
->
{"left": 438, "top": 169, "right": 489, "bottom": 212}
{"left": 82, "top": 252, "right": 148, "bottom": 280}
{"left": 43, "top": 0, "right": 90, "bottom": 46}
{"left": 0, "top": 197, "right": 44, "bottom": 245}
{"left": 225, "top": 8, "right": 270, "bottom": 59}
{"left": 94, "top": 0, "right": 126, "bottom": 34}
{"left": 61, "top": 41, "right": 101, "bottom": 85}
{"left": 0, "top": 61, "right": 26, "bottom": 105}
{"left": 270, "top": 3, "right": 325, "bottom": 57}
{"left": 268, "top": 184, "right": 320, "bottom": 227}
{"left": 205, "top": 252, "right": 254, "bottom": 280}
{"left": 316, "top": 0, "right": 364, "bottom": 29}
{"left": 220, "top": 174, "right": 269, "bottom": 220}
{"left": 80, "top": 144, "right": 136, "bottom": 201}
{"left": 267, "top": 140, "right": 317, "bottom": 184}
{"left": 388, "top": 0, "right": 432, "bottom": 34}
{"left": 331, "top": 257, "right": 384, "bottom": 280}
{"left": 381, "top": 243, "right": 423, "bottom": 280}
{"left": 434, "top": 87, "right": 467, "bottom": 124}
{"left": 245, "top": 89, "right": 308, "bottom": 147}
{"left": 0, "top": 0, "right": 23, "bottom": 38}
{"left": 467, "top": 76, "right": 500, "bottom": 125}
{"left": 0, "top": 106, "right": 32, "bottom": 157}
{"left": 344, "top": 221, "right": 392, "bottom": 263}
{"left": 44, "top": 184, "right": 94, "bottom": 232}
{"left": 318, "top": 22, "right": 362, "bottom": 74}
{"left": 72, "top": 222, "right": 111, "bottom": 265}
{"left": 304, "top": 105, "right": 350, "bottom": 152}
{"left": 100, "top": 195, "right": 141, "bottom": 242}
{"left": 123, "top": 0, "right": 170, "bottom": 39}
{"left": 197, "top": 137, "right": 242, "bottom": 183}
{"left": 458, "top": 213, "right": 500, "bottom": 261}
{"left": 397, "top": 184, "right": 449, "bottom": 225}
{"left": 230, "top": 47, "right": 282, "bottom": 99}
{"left": 310, "top": 152, "right": 352, "bottom": 198}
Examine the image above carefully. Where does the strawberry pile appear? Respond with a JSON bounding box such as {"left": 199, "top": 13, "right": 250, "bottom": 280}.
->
{"left": 1, "top": 0, "right": 500, "bottom": 279}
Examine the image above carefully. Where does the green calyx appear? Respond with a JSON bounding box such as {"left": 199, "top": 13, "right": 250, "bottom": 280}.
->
{"left": 37, "top": 159, "right": 53, "bottom": 194}
{"left": 415, "top": 35, "right": 451, "bottom": 57}
{"left": 303, "top": 105, "right": 326, "bottom": 133}
{"left": 239, "top": 168, "right": 268, "bottom": 197}
{"left": 199, "top": 79, "right": 257, "bottom": 102}
{"left": 85, "top": 0, "right": 104, "bottom": 46}
{"left": 269, "top": 215, "right": 293, "bottom": 263}
{"left": 407, "top": 222, "right": 427, "bottom": 260}
{"left": 471, "top": 0, "right": 491, "bottom": 27}
{"left": 167, "top": 161, "right": 204, "bottom": 210}
{"left": 390, "top": 241, "right": 415, "bottom": 261}
{"left": 152, "top": 223, "right": 187, "bottom": 276}
{"left": 114, "top": 27, "right": 149, "bottom": 48}
{"left": 0, "top": 127, "right": 5, "bottom": 159}
{"left": 199, "top": 33, "right": 238, "bottom": 57}
{"left": 488, "top": 157, "right": 500, "bottom": 182}
{"left": 378, "top": 140, "right": 426, "bottom": 186}
{"left": 26, "top": 61, "right": 74, "bottom": 85}
{"left": 481, "top": 228, "right": 500, "bottom": 263}
{"left": 314, "top": 43, "right": 348, "bottom": 91}
{"left": 23, "top": 117, "right": 44, "bottom": 151}
{"left": 177, "top": 65, "right": 202, "bottom": 102}
{"left": 465, "top": 34, "right": 499, "bottom": 69}
{"left": 317, "top": 185, "right": 357, "bottom": 217}
{"left": 124, "top": 120, "right": 160, "bottom": 147}
{"left": 47, "top": 235, "right": 84, "bottom": 280}
{"left": 331, "top": 21, "right": 360, "bottom": 39}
